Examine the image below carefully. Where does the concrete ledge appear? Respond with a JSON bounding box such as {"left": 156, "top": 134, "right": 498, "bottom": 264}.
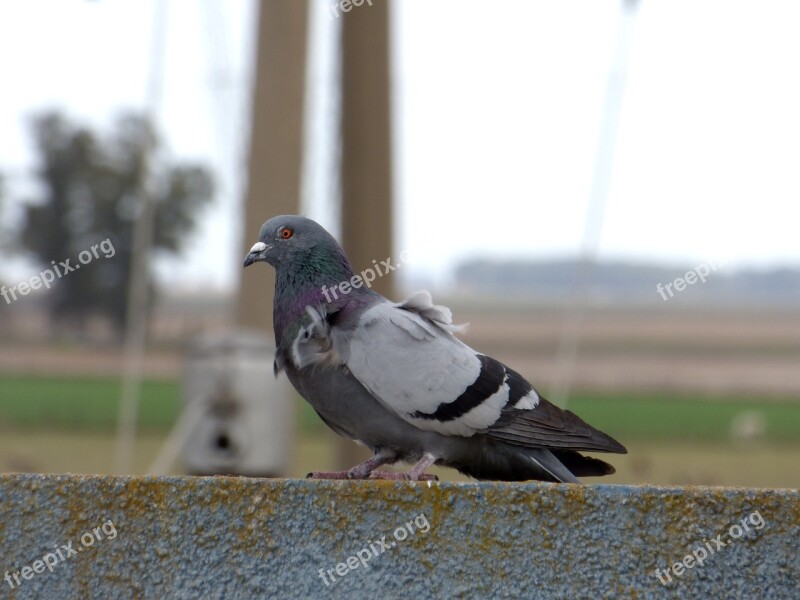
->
{"left": 0, "top": 475, "right": 797, "bottom": 598}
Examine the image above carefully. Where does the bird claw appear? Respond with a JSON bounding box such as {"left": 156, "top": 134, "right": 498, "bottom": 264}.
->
{"left": 346, "top": 465, "right": 371, "bottom": 479}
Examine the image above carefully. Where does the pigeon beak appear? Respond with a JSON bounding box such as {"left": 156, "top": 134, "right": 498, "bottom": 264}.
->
{"left": 243, "top": 241, "right": 270, "bottom": 267}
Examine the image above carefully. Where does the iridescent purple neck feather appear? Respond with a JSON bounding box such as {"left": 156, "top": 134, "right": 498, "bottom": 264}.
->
{"left": 271, "top": 240, "right": 378, "bottom": 346}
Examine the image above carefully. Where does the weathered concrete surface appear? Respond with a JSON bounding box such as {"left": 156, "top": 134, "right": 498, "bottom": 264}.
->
{"left": 0, "top": 475, "right": 797, "bottom": 599}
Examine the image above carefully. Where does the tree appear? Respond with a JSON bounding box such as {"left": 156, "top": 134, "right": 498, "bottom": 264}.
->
{"left": 17, "top": 110, "right": 214, "bottom": 334}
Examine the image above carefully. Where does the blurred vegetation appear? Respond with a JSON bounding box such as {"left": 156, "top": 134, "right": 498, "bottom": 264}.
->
{"left": 9, "top": 110, "right": 214, "bottom": 334}
{"left": 1, "top": 375, "right": 799, "bottom": 442}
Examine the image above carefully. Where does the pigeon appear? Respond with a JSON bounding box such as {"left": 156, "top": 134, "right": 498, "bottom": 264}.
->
{"left": 243, "top": 215, "right": 626, "bottom": 482}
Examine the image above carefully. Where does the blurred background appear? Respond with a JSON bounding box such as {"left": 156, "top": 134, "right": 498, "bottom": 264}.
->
{"left": 0, "top": 0, "right": 798, "bottom": 487}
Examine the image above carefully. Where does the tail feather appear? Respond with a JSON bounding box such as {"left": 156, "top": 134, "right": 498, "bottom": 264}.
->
{"left": 523, "top": 448, "right": 581, "bottom": 483}
{"left": 450, "top": 437, "right": 618, "bottom": 482}
{"left": 551, "top": 449, "right": 616, "bottom": 477}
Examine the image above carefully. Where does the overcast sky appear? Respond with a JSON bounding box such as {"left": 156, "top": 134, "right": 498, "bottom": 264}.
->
{"left": 1, "top": 0, "right": 799, "bottom": 292}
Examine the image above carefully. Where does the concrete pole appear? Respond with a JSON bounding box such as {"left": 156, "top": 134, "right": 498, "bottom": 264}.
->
{"left": 337, "top": 0, "right": 394, "bottom": 468}
{"left": 236, "top": 0, "right": 310, "bottom": 331}
{"left": 230, "top": 0, "right": 308, "bottom": 477}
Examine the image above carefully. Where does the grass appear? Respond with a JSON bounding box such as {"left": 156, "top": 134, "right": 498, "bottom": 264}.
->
{"left": 1, "top": 376, "right": 798, "bottom": 487}
{"left": 0, "top": 375, "right": 180, "bottom": 429}
{"left": 0, "top": 375, "right": 799, "bottom": 442}
{"left": 565, "top": 391, "right": 800, "bottom": 442}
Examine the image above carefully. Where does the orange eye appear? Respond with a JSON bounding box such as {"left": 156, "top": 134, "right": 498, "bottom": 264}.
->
{"left": 279, "top": 226, "right": 294, "bottom": 240}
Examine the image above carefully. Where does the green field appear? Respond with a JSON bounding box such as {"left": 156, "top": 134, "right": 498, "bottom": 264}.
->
{"left": 1, "top": 375, "right": 799, "bottom": 441}
{"left": 1, "top": 375, "right": 799, "bottom": 487}
{"left": 561, "top": 392, "right": 800, "bottom": 442}
{"left": 0, "top": 376, "right": 180, "bottom": 429}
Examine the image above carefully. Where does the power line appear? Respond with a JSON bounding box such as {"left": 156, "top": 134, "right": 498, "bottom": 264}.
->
{"left": 548, "top": 0, "right": 639, "bottom": 408}
{"left": 114, "top": 0, "right": 170, "bottom": 474}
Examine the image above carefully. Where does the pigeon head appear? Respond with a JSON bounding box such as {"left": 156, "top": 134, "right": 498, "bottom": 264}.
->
{"left": 243, "top": 215, "right": 371, "bottom": 341}
{"left": 243, "top": 215, "right": 341, "bottom": 269}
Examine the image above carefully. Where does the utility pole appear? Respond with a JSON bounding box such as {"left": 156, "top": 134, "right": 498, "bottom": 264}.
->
{"left": 337, "top": 0, "right": 394, "bottom": 469}
{"left": 237, "top": 0, "right": 310, "bottom": 331}
{"left": 114, "top": 0, "right": 169, "bottom": 474}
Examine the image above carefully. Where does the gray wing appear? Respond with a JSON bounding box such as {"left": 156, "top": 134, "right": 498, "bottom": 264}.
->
{"left": 485, "top": 393, "right": 627, "bottom": 453}
{"left": 341, "top": 291, "right": 539, "bottom": 437}
{"left": 291, "top": 290, "right": 626, "bottom": 452}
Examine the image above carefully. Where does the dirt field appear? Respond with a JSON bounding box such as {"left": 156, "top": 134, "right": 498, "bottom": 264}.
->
{"left": 448, "top": 301, "right": 800, "bottom": 397}
{"left": 2, "top": 302, "right": 799, "bottom": 398}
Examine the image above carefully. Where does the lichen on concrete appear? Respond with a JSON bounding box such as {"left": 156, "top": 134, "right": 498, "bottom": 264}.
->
{"left": 0, "top": 475, "right": 797, "bottom": 598}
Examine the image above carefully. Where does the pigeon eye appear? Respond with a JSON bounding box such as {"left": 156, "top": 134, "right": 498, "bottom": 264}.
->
{"left": 279, "top": 226, "right": 294, "bottom": 240}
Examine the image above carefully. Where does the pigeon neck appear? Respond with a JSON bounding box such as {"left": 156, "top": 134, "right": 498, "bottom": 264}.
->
{"left": 272, "top": 248, "right": 362, "bottom": 344}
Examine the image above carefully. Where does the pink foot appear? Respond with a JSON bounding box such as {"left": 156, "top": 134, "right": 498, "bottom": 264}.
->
{"left": 306, "top": 451, "right": 397, "bottom": 480}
